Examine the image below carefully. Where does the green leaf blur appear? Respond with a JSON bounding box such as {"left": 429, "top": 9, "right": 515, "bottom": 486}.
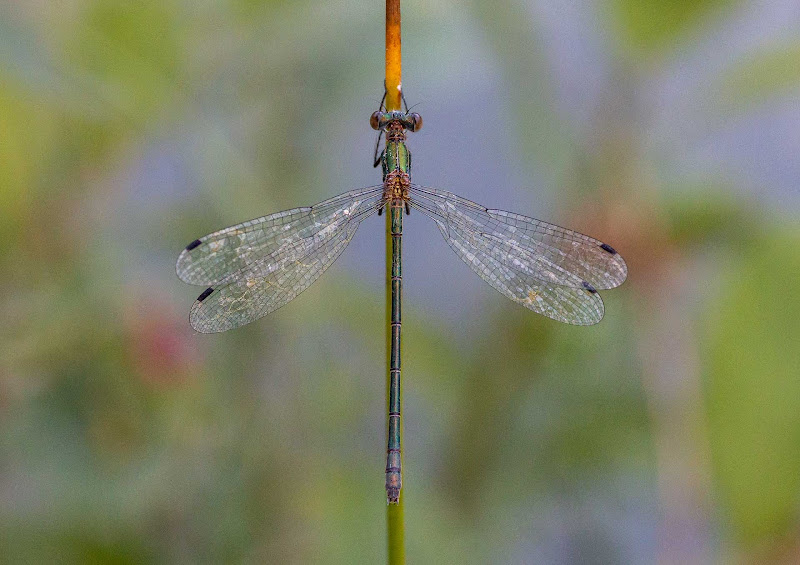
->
{"left": 1, "top": 0, "right": 798, "bottom": 562}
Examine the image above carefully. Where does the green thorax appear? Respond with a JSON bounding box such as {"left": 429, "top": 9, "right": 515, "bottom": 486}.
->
{"left": 381, "top": 139, "right": 411, "bottom": 180}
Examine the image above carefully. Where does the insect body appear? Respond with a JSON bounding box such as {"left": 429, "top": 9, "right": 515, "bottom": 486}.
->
{"left": 177, "top": 100, "right": 627, "bottom": 504}
{"left": 370, "top": 109, "right": 421, "bottom": 503}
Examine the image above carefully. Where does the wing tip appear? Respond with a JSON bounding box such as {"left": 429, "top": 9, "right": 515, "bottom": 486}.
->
{"left": 190, "top": 321, "right": 216, "bottom": 334}
{"left": 197, "top": 287, "right": 215, "bottom": 302}
{"left": 175, "top": 248, "right": 193, "bottom": 282}
{"left": 599, "top": 242, "right": 617, "bottom": 255}
{"left": 614, "top": 253, "right": 629, "bottom": 286}
{"left": 189, "top": 293, "right": 224, "bottom": 334}
{"left": 599, "top": 244, "right": 629, "bottom": 289}
{"left": 186, "top": 238, "right": 202, "bottom": 251}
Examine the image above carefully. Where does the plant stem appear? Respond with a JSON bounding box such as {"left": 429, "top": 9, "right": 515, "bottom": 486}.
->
{"left": 385, "top": 1, "right": 405, "bottom": 563}
{"left": 385, "top": 0, "right": 402, "bottom": 112}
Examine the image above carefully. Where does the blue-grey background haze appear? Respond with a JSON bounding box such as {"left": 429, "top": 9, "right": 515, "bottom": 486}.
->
{"left": 1, "top": 0, "right": 799, "bottom": 562}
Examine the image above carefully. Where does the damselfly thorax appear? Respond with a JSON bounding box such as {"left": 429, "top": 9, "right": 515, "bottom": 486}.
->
{"left": 371, "top": 110, "right": 421, "bottom": 213}
{"left": 383, "top": 170, "right": 410, "bottom": 203}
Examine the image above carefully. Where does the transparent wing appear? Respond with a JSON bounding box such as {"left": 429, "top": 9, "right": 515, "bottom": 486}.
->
{"left": 410, "top": 186, "right": 627, "bottom": 289}
{"left": 186, "top": 190, "right": 384, "bottom": 333}
{"left": 177, "top": 186, "right": 384, "bottom": 286}
{"left": 409, "top": 185, "right": 627, "bottom": 325}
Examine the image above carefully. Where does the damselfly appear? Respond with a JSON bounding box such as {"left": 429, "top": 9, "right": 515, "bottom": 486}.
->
{"left": 176, "top": 98, "right": 627, "bottom": 503}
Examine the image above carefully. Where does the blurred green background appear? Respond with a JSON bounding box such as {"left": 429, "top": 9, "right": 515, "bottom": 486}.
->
{"left": 2, "top": 0, "right": 799, "bottom": 562}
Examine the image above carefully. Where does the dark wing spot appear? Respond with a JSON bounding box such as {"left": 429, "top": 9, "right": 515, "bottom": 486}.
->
{"left": 197, "top": 287, "right": 215, "bottom": 302}
{"left": 582, "top": 281, "right": 598, "bottom": 294}
{"left": 186, "top": 239, "right": 202, "bottom": 251}
{"left": 599, "top": 243, "right": 617, "bottom": 254}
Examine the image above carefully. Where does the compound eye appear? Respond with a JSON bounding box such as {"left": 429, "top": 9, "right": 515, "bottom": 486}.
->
{"left": 408, "top": 113, "right": 422, "bottom": 132}
{"left": 370, "top": 111, "right": 383, "bottom": 130}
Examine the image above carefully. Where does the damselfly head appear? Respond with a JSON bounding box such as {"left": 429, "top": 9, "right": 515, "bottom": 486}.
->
{"left": 369, "top": 111, "right": 423, "bottom": 132}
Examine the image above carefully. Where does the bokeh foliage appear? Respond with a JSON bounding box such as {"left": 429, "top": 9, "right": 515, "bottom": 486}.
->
{"left": 607, "top": 0, "right": 739, "bottom": 56}
{"left": 1, "top": 0, "right": 799, "bottom": 562}
{"left": 706, "top": 229, "right": 800, "bottom": 547}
